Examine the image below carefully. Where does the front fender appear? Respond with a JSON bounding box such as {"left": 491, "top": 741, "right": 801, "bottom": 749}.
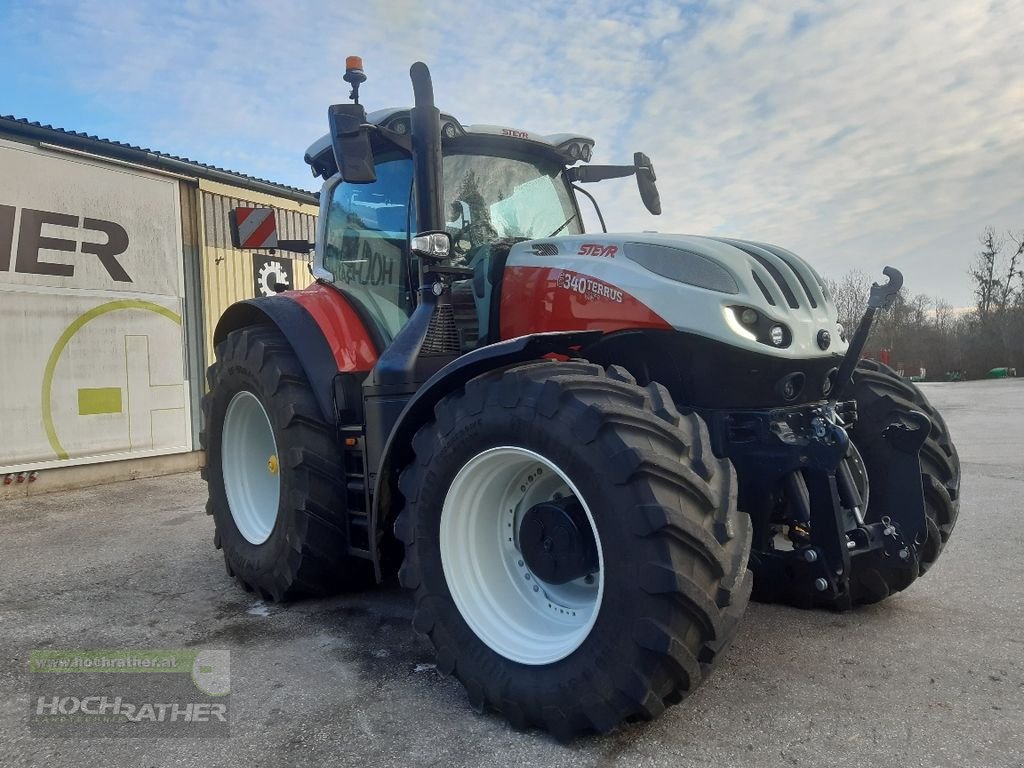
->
{"left": 370, "top": 330, "right": 601, "bottom": 572}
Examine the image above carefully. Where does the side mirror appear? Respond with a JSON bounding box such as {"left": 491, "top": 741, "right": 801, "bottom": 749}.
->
{"left": 328, "top": 103, "right": 376, "bottom": 183}
{"left": 634, "top": 152, "right": 661, "bottom": 215}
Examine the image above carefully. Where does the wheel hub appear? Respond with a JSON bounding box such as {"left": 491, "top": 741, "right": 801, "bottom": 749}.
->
{"left": 221, "top": 390, "right": 280, "bottom": 546}
{"left": 519, "top": 498, "right": 598, "bottom": 584}
{"left": 439, "top": 446, "right": 604, "bottom": 665}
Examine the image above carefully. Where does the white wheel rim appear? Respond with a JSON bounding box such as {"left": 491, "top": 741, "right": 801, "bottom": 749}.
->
{"left": 222, "top": 391, "right": 280, "bottom": 545}
{"left": 440, "top": 446, "right": 604, "bottom": 665}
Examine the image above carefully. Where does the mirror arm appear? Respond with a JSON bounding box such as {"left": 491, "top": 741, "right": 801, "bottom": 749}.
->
{"left": 274, "top": 240, "right": 315, "bottom": 254}
{"left": 369, "top": 124, "right": 413, "bottom": 153}
{"left": 566, "top": 165, "right": 636, "bottom": 184}
{"left": 571, "top": 184, "right": 607, "bottom": 233}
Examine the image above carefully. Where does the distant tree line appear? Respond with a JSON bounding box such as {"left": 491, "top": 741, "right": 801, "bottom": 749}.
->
{"left": 823, "top": 227, "right": 1023, "bottom": 380}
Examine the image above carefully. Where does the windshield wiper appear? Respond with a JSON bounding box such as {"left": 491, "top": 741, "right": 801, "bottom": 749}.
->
{"left": 547, "top": 214, "right": 578, "bottom": 238}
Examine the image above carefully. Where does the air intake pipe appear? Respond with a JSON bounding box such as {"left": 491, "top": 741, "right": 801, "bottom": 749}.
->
{"left": 409, "top": 62, "right": 443, "bottom": 233}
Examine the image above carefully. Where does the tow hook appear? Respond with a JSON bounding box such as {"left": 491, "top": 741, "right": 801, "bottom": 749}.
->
{"left": 831, "top": 266, "right": 903, "bottom": 401}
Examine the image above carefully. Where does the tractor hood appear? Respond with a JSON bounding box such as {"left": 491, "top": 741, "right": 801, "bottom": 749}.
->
{"left": 504, "top": 233, "right": 847, "bottom": 360}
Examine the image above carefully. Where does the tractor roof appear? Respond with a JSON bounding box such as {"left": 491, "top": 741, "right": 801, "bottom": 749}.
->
{"left": 304, "top": 107, "right": 595, "bottom": 180}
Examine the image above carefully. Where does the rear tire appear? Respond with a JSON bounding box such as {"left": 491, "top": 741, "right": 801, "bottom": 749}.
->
{"left": 846, "top": 359, "right": 960, "bottom": 604}
{"left": 201, "top": 326, "right": 371, "bottom": 600}
{"left": 394, "top": 361, "right": 752, "bottom": 738}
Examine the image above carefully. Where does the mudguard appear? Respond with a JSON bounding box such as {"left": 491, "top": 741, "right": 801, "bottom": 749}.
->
{"left": 369, "top": 330, "right": 601, "bottom": 572}
{"left": 213, "top": 283, "right": 379, "bottom": 423}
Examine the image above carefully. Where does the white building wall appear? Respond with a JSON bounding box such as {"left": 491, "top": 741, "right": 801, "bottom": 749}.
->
{"left": 0, "top": 138, "right": 191, "bottom": 472}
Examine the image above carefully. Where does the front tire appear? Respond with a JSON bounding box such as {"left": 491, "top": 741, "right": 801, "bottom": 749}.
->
{"left": 201, "top": 326, "right": 371, "bottom": 600}
{"left": 395, "top": 361, "right": 752, "bottom": 738}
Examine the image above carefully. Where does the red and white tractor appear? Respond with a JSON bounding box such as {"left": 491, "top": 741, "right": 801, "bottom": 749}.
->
{"left": 203, "top": 58, "right": 960, "bottom": 738}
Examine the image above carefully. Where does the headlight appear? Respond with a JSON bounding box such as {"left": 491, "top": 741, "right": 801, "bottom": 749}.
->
{"left": 728, "top": 306, "right": 791, "bottom": 348}
{"left": 411, "top": 232, "right": 451, "bottom": 260}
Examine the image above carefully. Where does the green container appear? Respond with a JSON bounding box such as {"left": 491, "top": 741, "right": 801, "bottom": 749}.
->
{"left": 987, "top": 367, "right": 1010, "bottom": 379}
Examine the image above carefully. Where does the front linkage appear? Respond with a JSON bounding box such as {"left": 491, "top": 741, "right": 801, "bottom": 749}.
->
{"left": 706, "top": 267, "right": 931, "bottom": 609}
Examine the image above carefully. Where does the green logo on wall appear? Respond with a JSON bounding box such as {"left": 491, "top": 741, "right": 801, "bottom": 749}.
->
{"left": 41, "top": 300, "right": 183, "bottom": 460}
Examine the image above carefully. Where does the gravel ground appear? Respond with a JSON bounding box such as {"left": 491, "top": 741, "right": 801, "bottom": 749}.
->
{"left": 1, "top": 379, "right": 1021, "bottom": 768}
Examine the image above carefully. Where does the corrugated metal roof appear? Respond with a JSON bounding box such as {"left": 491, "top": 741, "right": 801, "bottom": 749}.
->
{"left": 0, "top": 114, "right": 318, "bottom": 205}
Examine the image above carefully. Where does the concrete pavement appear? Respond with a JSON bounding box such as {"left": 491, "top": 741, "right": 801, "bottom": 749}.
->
{"left": 1, "top": 379, "right": 1021, "bottom": 767}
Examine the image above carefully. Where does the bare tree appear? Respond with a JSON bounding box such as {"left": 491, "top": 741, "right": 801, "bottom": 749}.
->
{"left": 970, "top": 228, "right": 1004, "bottom": 318}
{"left": 997, "top": 232, "right": 1024, "bottom": 312}
{"left": 822, "top": 269, "right": 870, "bottom": 331}
{"left": 908, "top": 293, "right": 931, "bottom": 328}
{"left": 933, "top": 298, "right": 953, "bottom": 333}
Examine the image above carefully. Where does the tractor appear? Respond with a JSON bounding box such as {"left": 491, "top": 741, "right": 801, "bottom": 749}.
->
{"left": 202, "top": 58, "right": 961, "bottom": 738}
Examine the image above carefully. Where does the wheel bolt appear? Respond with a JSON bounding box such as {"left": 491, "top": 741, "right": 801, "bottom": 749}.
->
{"left": 899, "top": 548, "right": 910, "bottom": 561}
{"left": 814, "top": 578, "right": 829, "bottom": 592}
{"left": 804, "top": 549, "right": 818, "bottom": 563}
{"left": 533, "top": 585, "right": 539, "bottom": 592}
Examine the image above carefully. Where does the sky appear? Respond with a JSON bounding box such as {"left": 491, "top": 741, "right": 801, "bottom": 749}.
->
{"left": 2, "top": 0, "right": 1022, "bottom": 308}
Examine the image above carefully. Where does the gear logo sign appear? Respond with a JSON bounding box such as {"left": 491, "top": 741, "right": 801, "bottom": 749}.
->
{"left": 251, "top": 255, "right": 294, "bottom": 298}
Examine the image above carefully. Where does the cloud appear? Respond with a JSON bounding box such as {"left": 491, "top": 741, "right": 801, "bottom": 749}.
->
{"left": 2, "top": 0, "right": 1021, "bottom": 306}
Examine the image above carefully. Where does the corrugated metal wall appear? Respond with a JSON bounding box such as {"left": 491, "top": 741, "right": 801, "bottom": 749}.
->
{"left": 198, "top": 179, "right": 319, "bottom": 366}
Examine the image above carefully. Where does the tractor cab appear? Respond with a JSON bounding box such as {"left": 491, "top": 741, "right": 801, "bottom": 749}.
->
{"left": 301, "top": 59, "right": 659, "bottom": 355}
{"left": 303, "top": 114, "right": 602, "bottom": 349}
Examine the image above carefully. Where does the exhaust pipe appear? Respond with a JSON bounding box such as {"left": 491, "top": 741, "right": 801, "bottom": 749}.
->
{"left": 409, "top": 62, "right": 443, "bottom": 233}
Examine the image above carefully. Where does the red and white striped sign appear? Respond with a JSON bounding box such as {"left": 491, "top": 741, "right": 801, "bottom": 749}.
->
{"left": 230, "top": 207, "right": 278, "bottom": 249}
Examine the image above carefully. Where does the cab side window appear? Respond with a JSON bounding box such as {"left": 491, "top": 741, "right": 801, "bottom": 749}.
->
{"left": 323, "top": 158, "right": 414, "bottom": 342}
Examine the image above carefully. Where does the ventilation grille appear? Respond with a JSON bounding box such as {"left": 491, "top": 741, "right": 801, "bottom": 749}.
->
{"left": 751, "top": 271, "right": 777, "bottom": 306}
{"left": 745, "top": 249, "right": 801, "bottom": 308}
{"left": 421, "top": 304, "right": 461, "bottom": 356}
{"left": 730, "top": 243, "right": 821, "bottom": 310}
{"left": 762, "top": 248, "right": 819, "bottom": 309}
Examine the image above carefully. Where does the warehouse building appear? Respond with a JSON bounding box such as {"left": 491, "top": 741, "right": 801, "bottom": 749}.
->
{"left": 0, "top": 116, "right": 319, "bottom": 497}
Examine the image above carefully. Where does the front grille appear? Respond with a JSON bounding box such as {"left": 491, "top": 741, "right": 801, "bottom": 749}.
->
{"left": 751, "top": 271, "right": 777, "bottom": 306}
{"left": 740, "top": 246, "right": 801, "bottom": 309}
{"left": 760, "top": 246, "right": 819, "bottom": 309}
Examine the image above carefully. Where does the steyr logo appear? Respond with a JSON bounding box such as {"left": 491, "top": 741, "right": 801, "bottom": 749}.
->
{"left": 577, "top": 243, "right": 618, "bottom": 258}
{"left": 0, "top": 205, "right": 132, "bottom": 282}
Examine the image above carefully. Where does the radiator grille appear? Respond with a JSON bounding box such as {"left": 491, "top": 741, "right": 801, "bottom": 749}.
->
{"left": 421, "top": 304, "right": 461, "bottom": 356}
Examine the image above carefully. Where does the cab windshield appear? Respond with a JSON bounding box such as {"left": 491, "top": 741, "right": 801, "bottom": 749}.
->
{"left": 442, "top": 152, "right": 582, "bottom": 261}
{"left": 321, "top": 148, "right": 580, "bottom": 341}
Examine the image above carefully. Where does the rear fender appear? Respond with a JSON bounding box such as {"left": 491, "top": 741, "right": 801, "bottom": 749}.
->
{"left": 213, "top": 283, "right": 379, "bottom": 423}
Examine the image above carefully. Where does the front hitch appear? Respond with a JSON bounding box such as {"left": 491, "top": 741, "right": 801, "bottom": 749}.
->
{"left": 726, "top": 404, "right": 930, "bottom": 609}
